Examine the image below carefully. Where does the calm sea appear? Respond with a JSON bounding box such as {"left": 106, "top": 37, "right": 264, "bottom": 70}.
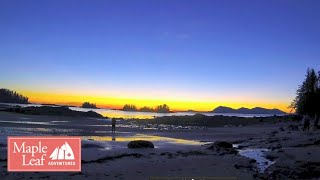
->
{"left": 0, "top": 103, "right": 284, "bottom": 119}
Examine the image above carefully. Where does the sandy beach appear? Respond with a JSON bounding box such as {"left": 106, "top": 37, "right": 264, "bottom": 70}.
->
{"left": 0, "top": 111, "right": 319, "bottom": 180}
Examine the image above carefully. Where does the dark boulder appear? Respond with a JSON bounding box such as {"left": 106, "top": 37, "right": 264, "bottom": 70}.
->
{"left": 208, "top": 141, "right": 237, "bottom": 154}
{"left": 210, "top": 141, "right": 233, "bottom": 148}
{"left": 250, "top": 159, "right": 257, "bottom": 163}
{"left": 128, "top": 140, "right": 154, "bottom": 148}
{"left": 314, "top": 140, "right": 320, "bottom": 145}
{"left": 266, "top": 155, "right": 278, "bottom": 161}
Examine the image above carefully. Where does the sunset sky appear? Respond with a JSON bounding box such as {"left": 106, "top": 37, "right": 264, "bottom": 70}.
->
{"left": 1, "top": 1, "right": 320, "bottom": 112}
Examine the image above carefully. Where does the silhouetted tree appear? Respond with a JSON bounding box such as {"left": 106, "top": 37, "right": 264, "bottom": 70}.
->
{"left": 0, "top": 88, "right": 29, "bottom": 104}
{"left": 315, "top": 71, "right": 320, "bottom": 127}
{"left": 290, "top": 68, "right": 319, "bottom": 116}
{"left": 155, "top": 104, "right": 170, "bottom": 113}
{"left": 81, "top": 102, "right": 97, "bottom": 108}
{"left": 139, "top": 106, "right": 154, "bottom": 112}
{"left": 122, "top": 104, "right": 137, "bottom": 111}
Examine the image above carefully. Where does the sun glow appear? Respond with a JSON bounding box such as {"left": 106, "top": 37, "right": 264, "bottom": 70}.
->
{"left": 21, "top": 90, "right": 291, "bottom": 113}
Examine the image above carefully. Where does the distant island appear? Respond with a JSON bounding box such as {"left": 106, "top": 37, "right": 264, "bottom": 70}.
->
{"left": 0, "top": 88, "right": 29, "bottom": 104}
{"left": 122, "top": 104, "right": 171, "bottom": 113}
{"left": 212, "top": 106, "right": 286, "bottom": 114}
{"left": 3, "top": 106, "right": 104, "bottom": 118}
{"left": 81, "top": 102, "right": 98, "bottom": 109}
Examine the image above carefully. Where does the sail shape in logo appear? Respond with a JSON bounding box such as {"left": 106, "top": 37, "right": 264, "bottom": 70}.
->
{"left": 49, "top": 141, "right": 75, "bottom": 160}
{"left": 64, "top": 141, "right": 75, "bottom": 160}
{"left": 49, "top": 147, "right": 59, "bottom": 160}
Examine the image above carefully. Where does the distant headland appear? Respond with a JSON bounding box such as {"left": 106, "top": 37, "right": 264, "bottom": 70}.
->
{"left": 212, "top": 106, "right": 286, "bottom": 114}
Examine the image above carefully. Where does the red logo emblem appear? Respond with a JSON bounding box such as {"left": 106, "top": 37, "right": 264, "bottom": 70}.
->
{"left": 8, "top": 136, "right": 81, "bottom": 172}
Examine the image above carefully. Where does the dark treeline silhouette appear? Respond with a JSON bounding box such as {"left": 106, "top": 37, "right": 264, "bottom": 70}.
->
{"left": 122, "top": 104, "right": 138, "bottom": 111}
{"left": 155, "top": 104, "right": 170, "bottom": 113}
{"left": 122, "top": 104, "right": 171, "bottom": 113}
{"left": 81, "top": 102, "right": 97, "bottom": 109}
{"left": 139, "top": 106, "right": 154, "bottom": 112}
{"left": 290, "top": 68, "right": 320, "bottom": 129}
{"left": 290, "top": 68, "right": 320, "bottom": 116}
{"left": 0, "top": 88, "right": 29, "bottom": 104}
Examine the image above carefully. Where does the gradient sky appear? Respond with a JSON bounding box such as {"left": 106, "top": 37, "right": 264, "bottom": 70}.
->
{"left": 1, "top": 0, "right": 320, "bottom": 112}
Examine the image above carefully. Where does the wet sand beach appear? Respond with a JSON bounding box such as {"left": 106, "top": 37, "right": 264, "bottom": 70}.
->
{"left": 0, "top": 111, "right": 319, "bottom": 179}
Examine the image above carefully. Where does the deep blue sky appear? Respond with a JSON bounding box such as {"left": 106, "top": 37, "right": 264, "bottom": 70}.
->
{"left": 0, "top": 0, "right": 319, "bottom": 111}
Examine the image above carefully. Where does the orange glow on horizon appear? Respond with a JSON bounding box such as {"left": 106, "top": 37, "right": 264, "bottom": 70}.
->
{"left": 20, "top": 90, "right": 292, "bottom": 113}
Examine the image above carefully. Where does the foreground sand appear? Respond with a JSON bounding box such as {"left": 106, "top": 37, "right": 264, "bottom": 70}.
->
{"left": 0, "top": 111, "right": 319, "bottom": 179}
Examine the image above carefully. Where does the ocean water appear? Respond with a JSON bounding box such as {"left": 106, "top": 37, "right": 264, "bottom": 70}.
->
{"left": 1, "top": 103, "right": 282, "bottom": 119}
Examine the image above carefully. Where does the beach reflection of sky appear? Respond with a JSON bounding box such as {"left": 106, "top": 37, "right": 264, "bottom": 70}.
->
{"left": 239, "top": 148, "right": 275, "bottom": 173}
{"left": 84, "top": 134, "right": 205, "bottom": 146}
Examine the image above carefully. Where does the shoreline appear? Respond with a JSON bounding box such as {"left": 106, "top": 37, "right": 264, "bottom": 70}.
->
{"left": 0, "top": 103, "right": 289, "bottom": 120}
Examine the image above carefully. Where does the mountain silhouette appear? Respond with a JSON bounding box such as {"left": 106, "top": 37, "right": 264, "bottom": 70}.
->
{"left": 212, "top": 106, "right": 286, "bottom": 114}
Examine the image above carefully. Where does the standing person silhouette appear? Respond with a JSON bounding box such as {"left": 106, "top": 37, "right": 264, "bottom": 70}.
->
{"left": 111, "top": 118, "right": 116, "bottom": 133}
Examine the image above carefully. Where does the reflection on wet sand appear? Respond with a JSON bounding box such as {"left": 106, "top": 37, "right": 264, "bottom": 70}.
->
{"left": 84, "top": 134, "right": 205, "bottom": 146}
{"left": 238, "top": 148, "right": 275, "bottom": 173}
